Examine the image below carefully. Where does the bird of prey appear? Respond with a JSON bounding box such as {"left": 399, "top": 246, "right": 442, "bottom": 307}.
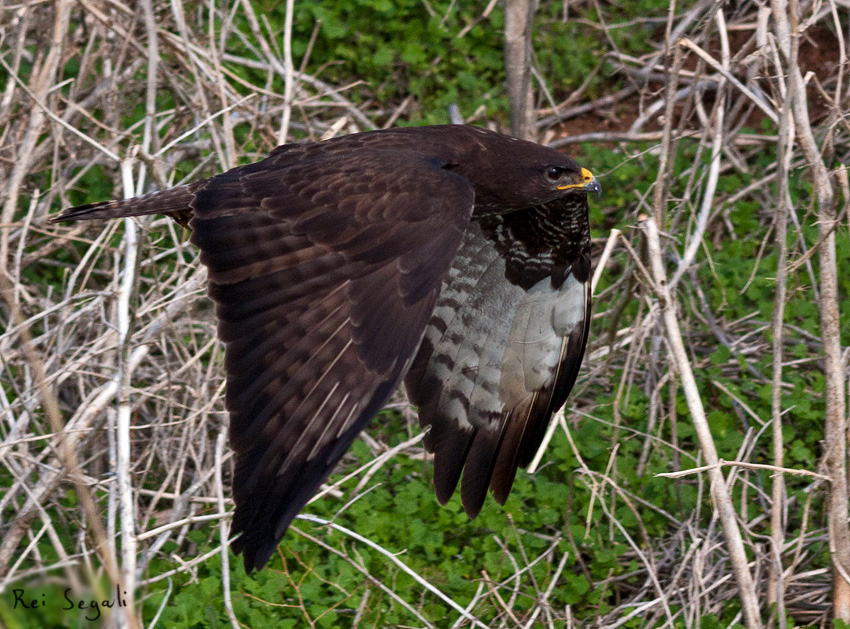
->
{"left": 52, "top": 124, "right": 600, "bottom": 572}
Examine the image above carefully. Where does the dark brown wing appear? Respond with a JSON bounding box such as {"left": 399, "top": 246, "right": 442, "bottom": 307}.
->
{"left": 404, "top": 196, "right": 591, "bottom": 518}
{"left": 188, "top": 150, "right": 474, "bottom": 571}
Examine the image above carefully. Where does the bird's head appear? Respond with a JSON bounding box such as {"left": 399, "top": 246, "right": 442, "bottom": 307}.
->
{"left": 451, "top": 129, "right": 601, "bottom": 214}
{"left": 542, "top": 164, "right": 601, "bottom": 198}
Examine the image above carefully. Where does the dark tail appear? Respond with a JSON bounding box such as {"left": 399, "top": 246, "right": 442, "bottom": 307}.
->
{"left": 50, "top": 184, "right": 198, "bottom": 224}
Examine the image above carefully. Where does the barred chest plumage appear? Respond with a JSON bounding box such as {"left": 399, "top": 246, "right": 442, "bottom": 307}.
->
{"left": 477, "top": 196, "right": 592, "bottom": 290}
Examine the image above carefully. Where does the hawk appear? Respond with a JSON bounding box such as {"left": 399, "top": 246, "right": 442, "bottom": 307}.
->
{"left": 52, "top": 125, "right": 600, "bottom": 572}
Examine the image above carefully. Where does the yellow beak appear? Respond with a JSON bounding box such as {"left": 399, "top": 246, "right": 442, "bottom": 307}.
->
{"left": 558, "top": 167, "right": 601, "bottom": 197}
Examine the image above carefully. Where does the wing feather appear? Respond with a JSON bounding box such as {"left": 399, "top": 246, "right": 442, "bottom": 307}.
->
{"left": 188, "top": 150, "right": 474, "bottom": 571}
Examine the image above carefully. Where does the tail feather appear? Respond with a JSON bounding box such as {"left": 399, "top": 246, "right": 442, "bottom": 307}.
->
{"left": 51, "top": 185, "right": 198, "bottom": 224}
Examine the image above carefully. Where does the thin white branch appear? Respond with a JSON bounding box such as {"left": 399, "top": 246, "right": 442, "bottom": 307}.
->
{"left": 278, "top": 0, "right": 296, "bottom": 144}
{"left": 591, "top": 228, "right": 621, "bottom": 294}
{"left": 669, "top": 12, "right": 728, "bottom": 289}
{"left": 215, "top": 431, "right": 239, "bottom": 629}
{"left": 642, "top": 216, "right": 763, "bottom": 629}
{"left": 679, "top": 37, "right": 779, "bottom": 123}
{"left": 657, "top": 460, "right": 830, "bottom": 481}
{"left": 117, "top": 159, "right": 140, "bottom": 600}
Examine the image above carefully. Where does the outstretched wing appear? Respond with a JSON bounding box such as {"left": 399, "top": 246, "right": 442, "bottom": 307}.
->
{"left": 188, "top": 150, "right": 474, "bottom": 571}
{"left": 405, "top": 196, "right": 591, "bottom": 518}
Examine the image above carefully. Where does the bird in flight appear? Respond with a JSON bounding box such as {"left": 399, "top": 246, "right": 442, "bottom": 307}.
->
{"left": 52, "top": 124, "right": 600, "bottom": 572}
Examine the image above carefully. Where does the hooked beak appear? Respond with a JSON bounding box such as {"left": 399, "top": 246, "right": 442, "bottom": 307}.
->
{"left": 558, "top": 167, "right": 602, "bottom": 198}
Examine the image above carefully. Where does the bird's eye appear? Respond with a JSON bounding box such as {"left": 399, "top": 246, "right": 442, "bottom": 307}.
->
{"left": 545, "top": 166, "right": 564, "bottom": 182}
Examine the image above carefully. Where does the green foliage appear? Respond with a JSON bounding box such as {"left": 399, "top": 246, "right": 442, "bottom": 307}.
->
{"left": 223, "top": 0, "right": 672, "bottom": 125}
{"left": 231, "top": 0, "right": 509, "bottom": 124}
